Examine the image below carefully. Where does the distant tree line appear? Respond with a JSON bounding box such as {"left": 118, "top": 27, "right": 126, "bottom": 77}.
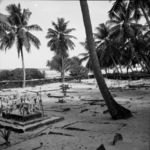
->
{"left": 0, "top": 68, "right": 44, "bottom": 81}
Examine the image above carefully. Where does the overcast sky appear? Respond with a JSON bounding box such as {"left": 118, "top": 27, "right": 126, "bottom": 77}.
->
{"left": 0, "top": 0, "right": 113, "bottom": 69}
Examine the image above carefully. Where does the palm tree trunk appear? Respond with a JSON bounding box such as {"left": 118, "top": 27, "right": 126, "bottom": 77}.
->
{"left": 80, "top": 0, "right": 132, "bottom": 119}
{"left": 118, "top": 60, "right": 123, "bottom": 74}
{"left": 133, "top": 50, "right": 146, "bottom": 72}
{"left": 140, "top": 2, "right": 150, "bottom": 29}
{"left": 20, "top": 49, "right": 26, "bottom": 88}
{"left": 61, "top": 56, "right": 65, "bottom": 83}
{"left": 140, "top": 54, "right": 150, "bottom": 72}
{"left": 110, "top": 55, "right": 119, "bottom": 73}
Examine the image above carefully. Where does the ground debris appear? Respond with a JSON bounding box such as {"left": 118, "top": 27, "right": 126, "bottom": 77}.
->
{"left": 38, "top": 132, "right": 46, "bottom": 136}
{"left": 61, "top": 121, "right": 79, "bottom": 129}
{"left": 32, "top": 142, "right": 43, "bottom": 150}
{"left": 45, "top": 107, "right": 71, "bottom": 112}
{"left": 96, "top": 144, "right": 106, "bottom": 150}
{"left": 103, "top": 109, "right": 109, "bottom": 114}
{"left": 56, "top": 98, "right": 67, "bottom": 103}
{"left": 80, "top": 109, "right": 89, "bottom": 113}
{"left": 65, "top": 127, "right": 88, "bottom": 131}
{"left": 48, "top": 131, "right": 73, "bottom": 136}
{"left": 112, "top": 133, "right": 123, "bottom": 145}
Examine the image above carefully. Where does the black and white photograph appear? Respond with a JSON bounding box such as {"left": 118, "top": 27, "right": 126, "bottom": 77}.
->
{"left": 0, "top": 0, "right": 150, "bottom": 149}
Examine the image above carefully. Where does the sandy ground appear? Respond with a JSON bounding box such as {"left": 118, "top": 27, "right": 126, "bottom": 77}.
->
{"left": 0, "top": 78, "right": 150, "bottom": 150}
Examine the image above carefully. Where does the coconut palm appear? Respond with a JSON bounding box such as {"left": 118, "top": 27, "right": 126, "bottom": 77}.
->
{"left": 130, "top": 28, "right": 150, "bottom": 72}
{"left": 109, "top": 0, "right": 150, "bottom": 29}
{"left": 80, "top": 0, "right": 132, "bottom": 119}
{"left": 108, "top": 2, "right": 148, "bottom": 72}
{"left": 46, "top": 18, "right": 76, "bottom": 83}
{"left": 108, "top": 2, "right": 141, "bottom": 43}
{"left": 0, "top": 4, "right": 42, "bottom": 88}
{"left": 95, "top": 23, "right": 121, "bottom": 73}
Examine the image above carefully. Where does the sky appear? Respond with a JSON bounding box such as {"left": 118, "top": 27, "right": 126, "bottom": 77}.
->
{"left": 0, "top": 0, "right": 113, "bottom": 69}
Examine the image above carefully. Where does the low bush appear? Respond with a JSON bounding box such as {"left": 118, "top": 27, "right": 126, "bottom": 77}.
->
{"left": 70, "top": 65, "right": 88, "bottom": 82}
{"left": 0, "top": 68, "right": 44, "bottom": 81}
{"left": 0, "top": 70, "right": 11, "bottom": 81}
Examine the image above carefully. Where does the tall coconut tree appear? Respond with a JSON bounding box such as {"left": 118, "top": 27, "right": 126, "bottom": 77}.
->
{"left": 46, "top": 18, "right": 76, "bottom": 83}
{"left": 80, "top": 0, "right": 132, "bottom": 119}
{"left": 0, "top": 4, "right": 42, "bottom": 88}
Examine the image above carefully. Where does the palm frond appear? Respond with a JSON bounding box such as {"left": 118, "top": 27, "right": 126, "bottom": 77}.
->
{"left": 7, "top": 4, "right": 22, "bottom": 26}
{"left": 6, "top": 3, "right": 21, "bottom": 16}
{"left": 64, "top": 34, "right": 77, "bottom": 40}
{"left": 64, "top": 28, "right": 76, "bottom": 34}
{"left": 46, "top": 28, "right": 58, "bottom": 39}
{"left": 26, "top": 32, "right": 41, "bottom": 49}
{"left": 65, "top": 38, "right": 76, "bottom": 50}
{"left": 17, "top": 29, "right": 31, "bottom": 52}
{"left": 109, "top": 0, "right": 124, "bottom": 13}
{"left": 106, "top": 19, "right": 120, "bottom": 27}
{"left": 22, "top": 8, "right": 31, "bottom": 25}
{"left": 25, "top": 24, "right": 42, "bottom": 31}
{"left": 0, "top": 32, "right": 15, "bottom": 51}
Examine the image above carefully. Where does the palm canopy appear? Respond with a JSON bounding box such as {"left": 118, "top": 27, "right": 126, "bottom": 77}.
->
{"left": 0, "top": 3, "right": 42, "bottom": 56}
{"left": 94, "top": 23, "right": 118, "bottom": 69}
{"left": 109, "top": 0, "right": 150, "bottom": 27}
{"left": 46, "top": 18, "right": 76, "bottom": 58}
{"left": 108, "top": 2, "right": 142, "bottom": 43}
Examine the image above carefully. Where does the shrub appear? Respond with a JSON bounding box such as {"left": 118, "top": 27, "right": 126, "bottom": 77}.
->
{"left": 0, "top": 70, "right": 11, "bottom": 81}
{"left": 70, "top": 65, "right": 88, "bottom": 82}
{"left": 0, "top": 68, "right": 44, "bottom": 81}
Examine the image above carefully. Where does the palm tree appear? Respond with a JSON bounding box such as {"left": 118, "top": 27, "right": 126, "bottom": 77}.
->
{"left": 130, "top": 27, "right": 150, "bottom": 72}
{"left": 108, "top": 2, "right": 148, "bottom": 72}
{"left": 108, "top": 2, "right": 141, "bottom": 43}
{"left": 109, "top": 0, "right": 150, "bottom": 29}
{"left": 0, "top": 4, "right": 42, "bottom": 88}
{"left": 80, "top": 0, "right": 132, "bottom": 119}
{"left": 46, "top": 18, "right": 76, "bottom": 83}
{"left": 95, "top": 23, "right": 121, "bottom": 73}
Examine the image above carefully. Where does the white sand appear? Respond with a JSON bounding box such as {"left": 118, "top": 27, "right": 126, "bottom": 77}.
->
{"left": 0, "top": 78, "right": 150, "bottom": 150}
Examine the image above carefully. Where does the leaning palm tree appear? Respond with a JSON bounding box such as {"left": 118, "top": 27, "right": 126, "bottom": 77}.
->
{"left": 46, "top": 18, "right": 76, "bottom": 83}
{"left": 80, "top": 0, "right": 132, "bottom": 119}
{"left": 0, "top": 4, "right": 42, "bottom": 88}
